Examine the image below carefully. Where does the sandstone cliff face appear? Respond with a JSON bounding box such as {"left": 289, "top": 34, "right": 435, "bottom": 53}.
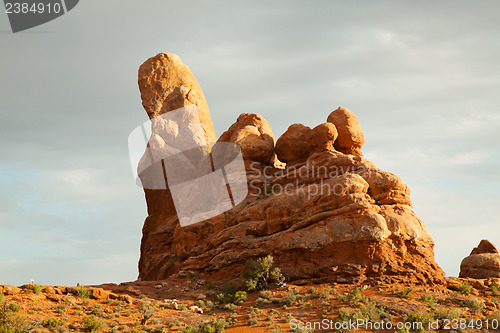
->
{"left": 137, "top": 53, "right": 445, "bottom": 285}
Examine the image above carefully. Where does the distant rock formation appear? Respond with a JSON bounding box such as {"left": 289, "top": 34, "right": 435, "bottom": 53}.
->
{"left": 136, "top": 52, "right": 445, "bottom": 285}
{"left": 460, "top": 240, "right": 500, "bottom": 279}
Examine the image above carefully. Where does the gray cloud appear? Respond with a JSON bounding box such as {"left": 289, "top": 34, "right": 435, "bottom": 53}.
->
{"left": 0, "top": 0, "right": 499, "bottom": 283}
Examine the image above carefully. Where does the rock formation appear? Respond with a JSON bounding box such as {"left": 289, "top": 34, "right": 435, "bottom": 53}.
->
{"left": 327, "top": 107, "right": 364, "bottom": 156}
{"left": 138, "top": 52, "right": 216, "bottom": 144}
{"left": 217, "top": 113, "right": 275, "bottom": 165}
{"left": 136, "top": 52, "right": 445, "bottom": 285}
{"left": 460, "top": 240, "right": 500, "bottom": 279}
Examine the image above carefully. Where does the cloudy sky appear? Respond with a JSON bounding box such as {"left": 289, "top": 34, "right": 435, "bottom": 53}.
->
{"left": 1, "top": 1, "right": 499, "bottom": 286}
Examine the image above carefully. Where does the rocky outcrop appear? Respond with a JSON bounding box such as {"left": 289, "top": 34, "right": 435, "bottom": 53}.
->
{"left": 136, "top": 53, "right": 445, "bottom": 285}
{"left": 275, "top": 124, "right": 311, "bottom": 163}
{"left": 327, "top": 107, "right": 364, "bottom": 156}
{"left": 460, "top": 240, "right": 500, "bottom": 279}
{"left": 138, "top": 52, "right": 216, "bottom": 144}
{"left": 217, "top": 113, "right": 275, "bottom": 165}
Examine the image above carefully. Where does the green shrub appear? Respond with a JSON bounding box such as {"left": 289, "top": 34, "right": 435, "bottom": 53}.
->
{"left": 8, "top": 304, "right": 20, "bottom": 312}
{"left": 490, "top": 282, "right": 500, "bottom": 296}
{"left": 360, "top": 301, "right": 392, "bottom": 322}
{"left": 140, "top": 301, "right": 155, "bottom": 325}
{"left": 90, "top": 304, "right": 104, "bottom": 317}
{"left": 465, "top": 297, "right": 484, "bottom": 312}
{"left": 281, "top": 289, "right": 299, "bottom": 306}
{"left": 32, "top": 284, "right": 42, "bottom": 295}
{"left": 458, "top": 282, "right": 472, "bottom": 295}
{"left": 337, "top": 288, "right": 366, "bottom": 306}
{"left": 216, "top": 285, "right": 246, "bottom": 304}
{"left": 42, "top": 317, "right": 62, "bottom": 328}
{"left": 82, "top": 315, "right": 104, "bottom": 332}
{"left": 404, "top": 312, "right": 432, "bottom": 331}
{"left": 243, "top": 256, "right": 285, "bottom": 291}
{"left": 338, "top": 307, "right": 368, "bottom": 321}
{"left": 77, "top": 286, "right": 92, "bottom": 299}
{"left": 248, "top": 318, "right": 258, "bottom": 326}
{"left": 397, "top": 288, "right": 412, "bottom": 299}
{"left": 194, "top": 300, "right": 205, "bottom": 308}
{"left": 222, "top": 303, "right": 237, "bottom": 312}
{"left": 182, "top": 318, "right": 228, "bottom": 333}
{"left": 227, "top": 312, "right": 237, "bottom": 325}
{"left": 420, "top": 294, "right": 437, "bottom": 304}
{"left": 1, "top": 302, "right": 34, "bottom": 333}
{"left": 318, "top": 287, "right": 333, "bottom": 298}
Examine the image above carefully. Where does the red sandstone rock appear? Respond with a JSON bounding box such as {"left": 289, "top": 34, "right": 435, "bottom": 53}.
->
{"left": 275, "top": 123, "right": 312, "bottom": 163}
{"left": 307, "top": 123, "right": 338, "bottom": 152}
{"left": 137, "top": 53, "right": 445, "bottom": 285}
{"left": 471, "top": 239, "right": 498, "bottom": 255}
{"left": 0, "top": 285, "right": 21, "bottom": 295}
{"left": 138, "top": 52, "right": 216, "bottom": 144}
{"left": 327, "top": 106, "right": 364, "bottom": 156}
{"left": 460, "top": 240, "right": 500, "bottom": 279}
{"left": 218, "top": 113, "right": 275, "bottom": 165}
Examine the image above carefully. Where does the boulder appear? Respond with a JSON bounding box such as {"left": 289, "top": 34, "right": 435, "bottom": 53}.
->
{"left": 327, "top": 106, "right": 364, "bottom": 156}
{"left": 138, "top": 52, "right": 216, "bottom": 144}
{"left": 217, "top": 113, "right": 275, "bottom": 165}
{"left": 460, "top": 240, "right": 500, "bottom": 279}
{"left": 0, "top": 285, "right": 21, "bottom": 295}
{"left": 472, "top": 239, "right": 498, "bottom": 255}
{"left": 307, "top": 123, "right": 338, "bottom": 152}
{"left": 275, "top": 123, "right": 311, "bottom": 163}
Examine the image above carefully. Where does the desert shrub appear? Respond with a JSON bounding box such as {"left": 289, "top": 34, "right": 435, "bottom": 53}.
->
{"left": 234, "top": 291, "right": 247, "bottom": 305}
{"left": 458, "top": 281, "right": 472, "bottom": 295}
{"left": 338, "top": 307, "right": 368, "bottom": 321}
{"left": 8, "top": 304, "right": 20, "bottom": 313}
{"left": 42, "top": 317, "right": 62, "bottom": 329}
{"left": 182, "top": 318, "right": 228, "bottom": 333}
{"left": 227, "top": 313, "right": 237, "bottom": 325}
{"left": 178, "top": 304, "right": 187, "bottom": 311}
{"left": 82, "top": 315, "right": 104, "bottom": 332}
{"left": 215, "top": 284, "right": 246, "bottom": 304}
{"left": 139, "top": 301, "right": 155, "bottom": 325}
{"left": 360, "top": 301, "right": 392, "bottom": 322}
{"left": 404, "top": 312, "right": 433, "bottom": 331}
{"left": 281, "top": 289, "right": 299, "bottom": 306}
{"left": 397, "top": 288, "right": 413, "bottom": 299}
{"left": 222, "top": 303, "right": 237, "bottom": 312}
{"left": 243, "top": 256, "right": 285, "bottom": 291}
{"left": 465, "top": 297, "right": 484, "bottom": 312}
{"left": 0, "top": 302, "right": 33, "bottom": 333}
{"left": 318, "top": 286, "right": 333, "bottom": 298}
{"left": 32, "top": 284, "right": 42, "bottom": 295}
{"left": 431, "top": 307, "right": 463, "bottom": 329}
{"left": 248, "top": 318, "right": 258, "bottom": 326}
{"left": 420, "top": 294, "right": 437, "bottom": 304}
{"left": 254, "top": 297, "right": 271, "bottom": 307}
{"left": 259, "top": 290, "right": 273, "bottom": 299}
{"left": 194, "top": 300, "right": 205, "bottom": 309}
{"left": 90, "top": 304, "right": 104, "bottom": 317}
{"left": 337, "top": 288, "right": 366, "bottom": 306}
{"left": 0, "top": 293, "right": 3, "bottom": 303}
{"left": 77, "top": 286, "right": 92, "bottom": 299}
{"left": 490, "top": 282, "right": 500, "bottom": 296}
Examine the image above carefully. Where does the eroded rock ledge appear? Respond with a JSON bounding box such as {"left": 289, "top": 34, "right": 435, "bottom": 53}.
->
{"left": 137, "top": 52, "right": 445, "bottom": 285}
